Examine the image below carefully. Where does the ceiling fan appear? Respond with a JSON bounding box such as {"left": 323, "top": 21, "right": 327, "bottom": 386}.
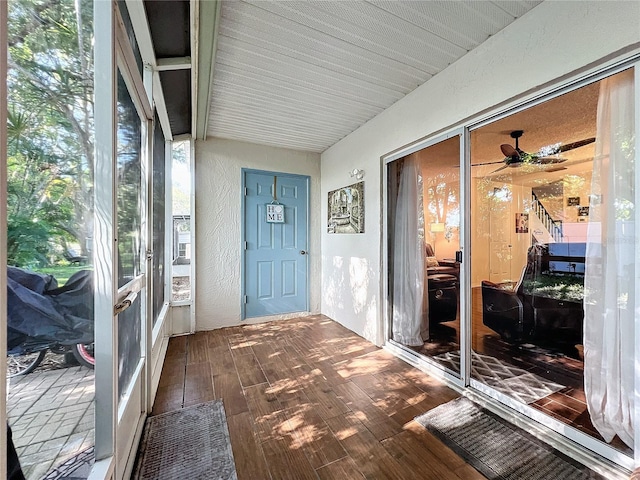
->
{"left": 473, "top": 130, "right": 596, "bottom": 173}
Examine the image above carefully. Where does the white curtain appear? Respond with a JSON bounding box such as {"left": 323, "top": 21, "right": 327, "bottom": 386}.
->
{"left": 584, "top": 69, "right": 635, "bottom": 449}
{"left": 392, "top": 158, "right": 427, "bottom": 346}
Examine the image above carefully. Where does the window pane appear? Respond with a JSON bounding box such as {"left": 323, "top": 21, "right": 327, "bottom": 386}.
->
{"left": 172, "top": 141, "right": 191, "bottom": 301}
{"left": 7, "top": 0, "right": 96, "bottom": 473}
{"left": 387, "top": 136, "right": 461, "bottom": 375}
{"left": 117, "top": 72, "right": 142, "bottom": 288}
{"left": 152, "top": 114, "right": 166, "bottom": 324}
{"left": 118, "top": 295, "right": 142, "bottom": 399}
{"left": 116, "top": 69, "right": 142, "bottom": 397}
{"left": 470, "top": 69, "right": 634, "bottom": 456}
{"left": 117, "top": 0, "right": 143, "bottom": 76}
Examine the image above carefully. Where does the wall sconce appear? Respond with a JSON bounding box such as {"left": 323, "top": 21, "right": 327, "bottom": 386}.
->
{"left": 430, "top": 222, "right": 445, "bottom": 233}
{"left": 349, "top": 168, "right": 364, "bottom": 180}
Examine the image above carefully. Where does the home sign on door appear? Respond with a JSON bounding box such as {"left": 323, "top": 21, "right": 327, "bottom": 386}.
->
{"left": 266, "top": 203, "right": 285, "bottom": 223}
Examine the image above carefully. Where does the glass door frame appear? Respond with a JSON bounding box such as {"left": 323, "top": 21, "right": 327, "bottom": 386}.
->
{"left": 0, "top": 1, "right": 7, "bottom": 477}
{"left": 92, "top": 1, "right": 152, "bottom": 477}
{"left": 382, "top": 127, "right": 469, "bottom": 389}
{"left": 464, "top": 59, "right": 640, "bottom": 472}
{"left": 382, "top": 57, "right": 640, "bottom": 474}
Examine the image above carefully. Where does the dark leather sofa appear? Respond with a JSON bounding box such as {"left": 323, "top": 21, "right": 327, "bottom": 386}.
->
{"left": 481, "top": 243, "right": 585, "bottom": 347}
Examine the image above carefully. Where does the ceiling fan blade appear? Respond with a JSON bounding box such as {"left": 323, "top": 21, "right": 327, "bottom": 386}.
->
{"left": 490, "top": 164, "right": 509, "bottom": 174}
{"left": 470, "top": 136, "right": 594, "bottom": 169}
{"left": 500, "top": 144, "right": 518, "bottom": 157}
{"left": 554, "top": 156, "right": 593, "bottom": 169}
{"left": 545, "top": 166, "right": 567, "bottom": 173}
{"left": 532, "top": 156, "right": 567, "bottom": 165}
{"left": 470, "top": 160, "right": 506, "bottom": 167}
{"left": 557, "top": 137, "right": 596, "bottom": 153}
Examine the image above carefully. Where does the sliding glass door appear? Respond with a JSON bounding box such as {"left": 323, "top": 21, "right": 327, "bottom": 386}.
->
{"left": 387, "top": 133, "right": 464, "bottom": 378}
{"left": 469, "top": 67, "right": 636, "bottom": 466}
{"left": 386, "top": 65, "right": 638, "bottom": 470}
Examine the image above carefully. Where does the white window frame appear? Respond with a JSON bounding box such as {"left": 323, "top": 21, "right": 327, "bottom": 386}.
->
{"left": 169, "top": 137, "right": 196, "bottom": 317}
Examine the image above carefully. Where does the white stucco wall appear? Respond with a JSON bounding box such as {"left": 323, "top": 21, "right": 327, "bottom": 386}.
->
{"left": 321, "top": 1, "right": 640, "bottom": 345}
{"left": 195, "top": 138, "right": 321, "bottom": 330}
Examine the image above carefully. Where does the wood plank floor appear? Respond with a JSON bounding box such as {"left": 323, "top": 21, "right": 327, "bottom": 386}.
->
{"left": 152, "top": 314, "right": 486, "bottom": 480}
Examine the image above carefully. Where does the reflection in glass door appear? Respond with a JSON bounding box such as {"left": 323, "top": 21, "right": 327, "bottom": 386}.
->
{"left": 116, "top": 71, "right": 145, "bottom": 401}
{"left": 388, "top": 135, "right": 462, "bottom": 375}
{"left": 469, "top": 68, "right": 635, "bottom": 465}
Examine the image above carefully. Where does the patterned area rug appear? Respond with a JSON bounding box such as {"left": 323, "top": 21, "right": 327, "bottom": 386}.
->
{"left": 415, "top": 397, "right": 605, "bottom": 480}
{"left": 433, "top": 351, "right": 564, "bottom": 404}
{"left": 133, "top": 400, "right": 237, "bottom": 480}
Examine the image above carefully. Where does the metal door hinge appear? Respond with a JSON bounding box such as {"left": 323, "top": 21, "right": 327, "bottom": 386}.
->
{"left": 243, "top": 295, "right": 248, "bottom": 304}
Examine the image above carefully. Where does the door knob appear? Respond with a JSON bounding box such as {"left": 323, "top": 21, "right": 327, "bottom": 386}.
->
{"left": 300, "top": 250, "right": 307, "bottom": 255}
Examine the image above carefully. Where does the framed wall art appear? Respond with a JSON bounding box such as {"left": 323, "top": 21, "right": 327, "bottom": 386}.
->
{"left": 327, "top": 181, "right": 364, "bottom": 234}
{"left": 578, "top": 206, "right": 590, "bottom": 217}
{"left": 515, "top": 213, "right": 529, "bottom": 233}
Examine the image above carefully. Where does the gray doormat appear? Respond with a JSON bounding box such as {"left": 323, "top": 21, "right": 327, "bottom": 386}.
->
{"left": 415, "top": 397, "right": 605, "bottom": 480}
{"left": 433, "top": 351, "right": 564, "bottom": 404}
{"left": 134, "top": 400, "right": 238, "bottom": 480}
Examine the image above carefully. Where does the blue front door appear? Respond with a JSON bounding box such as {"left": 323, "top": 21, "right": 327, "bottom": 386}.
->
{"left": 243, "top": 170, "right": 309, "bottom": 318}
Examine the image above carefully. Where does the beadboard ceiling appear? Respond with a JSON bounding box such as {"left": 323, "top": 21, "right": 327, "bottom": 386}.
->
{"left": 204, "top": 0, "right": 542, "bottom": 153}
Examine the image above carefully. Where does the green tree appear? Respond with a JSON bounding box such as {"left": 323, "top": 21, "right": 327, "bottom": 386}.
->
{"left": 7, "top": 108, "right": 76, "bottom": 266}
{"left": 7, "top": 0, "right": 94, "bottom": 266}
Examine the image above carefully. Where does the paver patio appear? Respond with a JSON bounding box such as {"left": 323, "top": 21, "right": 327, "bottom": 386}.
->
{"left": 7, "top": 360, "right": 95, "bottom": 480}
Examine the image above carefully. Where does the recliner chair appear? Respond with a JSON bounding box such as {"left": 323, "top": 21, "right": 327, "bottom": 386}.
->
{"left": 481, "top": 266, "right": 532, "bottom": 342}
{"left": 425, "top": 243, "right": 459, "bottom": 278}
{"left": 425, "top": 243, "right": 459, "bottom": 324}
{"left": 481, "top": 243, "right": 585, "bottom": 347}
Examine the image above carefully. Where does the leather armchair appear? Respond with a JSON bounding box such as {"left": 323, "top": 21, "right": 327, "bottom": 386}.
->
{"left": 481, "top": 244, "right": 585, "bottom": 348}
{"left": 425, "top": 243, "right": 459, "bottom": 278}
{"left": 481, "top": 279, "right": 531, "bottom": 342}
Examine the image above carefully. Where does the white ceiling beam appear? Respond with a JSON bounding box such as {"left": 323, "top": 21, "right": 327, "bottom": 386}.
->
{"left": 195, "top": 0, "right": 221, "bottom": 140}
{"left": 156, "top": 57, "right": 192, "bottom": 71}
{"left": 153, "top": 71, "right": 173, "bottom": 142}
{"left": 190, "top": 0, "right": 198, "bottom": 138}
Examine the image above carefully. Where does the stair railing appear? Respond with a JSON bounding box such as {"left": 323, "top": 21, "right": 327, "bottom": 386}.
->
{"left": 531, "top": 192, "right": 563, "bottom": 242}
